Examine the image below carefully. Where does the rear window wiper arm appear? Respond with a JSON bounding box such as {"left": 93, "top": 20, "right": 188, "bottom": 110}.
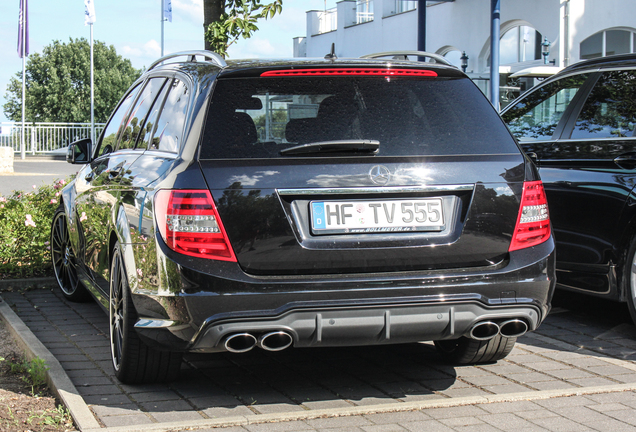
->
{"left": 280, "top": 140, "right": 380, "bottom": 156}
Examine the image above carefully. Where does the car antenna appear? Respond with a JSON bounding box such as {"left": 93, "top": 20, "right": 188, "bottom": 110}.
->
{"left": 324, "top": 43, "right": 337, "bottom": 61}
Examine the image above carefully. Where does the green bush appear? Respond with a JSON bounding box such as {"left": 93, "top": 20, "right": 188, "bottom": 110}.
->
{"left": 0, "top": 177, "right": 72, "bottom": 279}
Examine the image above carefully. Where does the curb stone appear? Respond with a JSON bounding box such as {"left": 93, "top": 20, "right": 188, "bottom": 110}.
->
{"left": 0, "top": 293, "right": 101, "bottom": 430}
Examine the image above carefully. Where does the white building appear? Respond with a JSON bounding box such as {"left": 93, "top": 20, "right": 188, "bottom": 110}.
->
{"left": 293, "top": 0, "right": 636, "bottom": 107}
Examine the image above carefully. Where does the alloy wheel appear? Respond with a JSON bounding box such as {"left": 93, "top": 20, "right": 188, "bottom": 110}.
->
{"left": 51, "top": 212, "right": 80, "bottom": 296}
{"left": 109, "top": 252, "right": 125, "bottom": 372}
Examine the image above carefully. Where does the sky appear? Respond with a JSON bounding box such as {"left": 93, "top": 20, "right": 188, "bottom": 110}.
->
{"left": 0, "top": 0, "right": 338, "bottom": 123}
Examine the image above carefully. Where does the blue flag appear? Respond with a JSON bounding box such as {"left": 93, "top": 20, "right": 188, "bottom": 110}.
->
{"left": 163, "top": 0, "right": 172, "bottom": 22}
{"left": 17, "top": 0, "right": 29, "bottom": 58}
{"left": 85, "top": 0, "right": 96, "bottom": 25}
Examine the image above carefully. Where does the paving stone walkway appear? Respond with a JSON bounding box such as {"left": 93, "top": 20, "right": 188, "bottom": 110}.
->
{"left": 4, "top": 286, "right": 636, "bottom": 431}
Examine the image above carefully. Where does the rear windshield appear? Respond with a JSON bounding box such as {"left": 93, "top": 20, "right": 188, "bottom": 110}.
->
{"left": 199, "top": 75, "right": 517, "bottom": 158}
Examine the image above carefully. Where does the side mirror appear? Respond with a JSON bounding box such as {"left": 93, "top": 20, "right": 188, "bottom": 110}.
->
{"left": 66, "top": 138, "right": 92, "bottom": 164}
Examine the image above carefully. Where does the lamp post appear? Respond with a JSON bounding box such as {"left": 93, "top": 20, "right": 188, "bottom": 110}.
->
{"left": 460, "top": 51, "right": 469, "bottom": 73}
{"left": 542, "top": 37, "right": 551, "bottom": 65}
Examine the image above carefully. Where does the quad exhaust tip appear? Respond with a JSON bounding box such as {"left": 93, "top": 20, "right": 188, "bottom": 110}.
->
{"left": 224, "top": 333, "right": 257, "bottom": 353}
{"left": 224, "top": 331, "right": 293, "bottom": 353}
{"left": 258, "top": 331, "right": 293, "bottom": 351}
{"left": 469, "top": 319, "right": 529, "bottom": 341}
{"left": 499, "top": 319, "right": 528, "bottom": 338}
{"left": 469, "top": 321, "right": 500, "bottom": 341}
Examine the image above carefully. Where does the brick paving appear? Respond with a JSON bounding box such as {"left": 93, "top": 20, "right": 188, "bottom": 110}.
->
{"left": 4, "top": 286, "right": 636, "bottom": 431}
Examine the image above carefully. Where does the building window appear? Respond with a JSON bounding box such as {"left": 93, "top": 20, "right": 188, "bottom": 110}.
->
{"left": 499, "top": 26, "right": 543, "bottom": 64}
{"left": 357, "top": 0, "right": 373, "bottom": 24}
{"left": 394, "top": 0, "right": 416, "bottom": 14}
{"left": 580, "top": 29, "right": 636, "bottom": 59}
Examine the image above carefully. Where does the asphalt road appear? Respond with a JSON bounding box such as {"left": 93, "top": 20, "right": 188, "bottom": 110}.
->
{"left": 0, "top": 158, "right": 82, "bottom": 197}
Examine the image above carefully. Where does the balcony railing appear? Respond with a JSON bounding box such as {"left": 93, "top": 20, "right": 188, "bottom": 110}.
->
{"left": 393, "top": 0, "right": 416, "bottom": 14}
{"left": 318, "top": 7, "right": 337, "bottom": 34}
{"left": 356, "top": 0, "right": 374, "bottom": 24}
{"left": 0, "top": 122, "right": 106, "bottom": 154}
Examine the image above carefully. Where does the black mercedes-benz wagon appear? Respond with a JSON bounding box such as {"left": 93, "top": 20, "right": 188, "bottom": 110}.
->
{"left": 501, "top": 54, "right": 636, "bottom": 324}
{"left": 52, "top": 51, "right": 555, "bottom": 383}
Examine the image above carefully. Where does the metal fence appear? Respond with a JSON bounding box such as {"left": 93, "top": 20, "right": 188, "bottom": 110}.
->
{"left": 0, "top": 122, "right": 105, "bottom": 154}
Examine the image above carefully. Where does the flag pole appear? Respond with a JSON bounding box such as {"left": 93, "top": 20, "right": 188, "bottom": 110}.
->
{"left": 90, "top": 23, "right": 94, "bottom": 144}
{"left": 161, "top": 0, "right": 164, "bottom": 56}
{"left": 20, "top": 1, "right": 26, "bottom": 160}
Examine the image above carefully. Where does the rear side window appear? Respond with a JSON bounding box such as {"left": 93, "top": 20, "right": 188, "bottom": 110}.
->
{"left": 502, "top": 74, "right": 589, "bottom": 142}
{"left": 571, "top": 70, "right": 636, "bottom": 139}
{"left": 200, "top": 75, "right": 517, "bottom": 158}
{"left": 119, "top": 78, "right": 168, "bottom": 150}
{"left": 150, "top": 79, "right": 190, "bottom": 152}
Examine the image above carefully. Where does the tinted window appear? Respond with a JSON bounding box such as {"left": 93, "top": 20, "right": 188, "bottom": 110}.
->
{"left": 200, "top": 76, "right": 517, "bottom": 158}
{"left": 119, "top": 78, "right": 168, "bottom": 150}
{"left": 150, "top": 79, "right": 189, "bottom": 152}
{"left": 571, "top": 70, "right": 636, "bottom": 139}
{"left": 502, "top": 74, "right": 589, "bottom": 142}
{"left": 97, "top": 83, "right": 141, "bottom": 157}
{"left": 138, "top": 80, "right": 171, "bottom": 150}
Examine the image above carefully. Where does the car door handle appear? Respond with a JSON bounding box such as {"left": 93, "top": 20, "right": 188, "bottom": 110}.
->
{"left": 614, "top": 153, "right": 636, "bottom": 169}
{"left": 84, "top": 171, "right": 95, "bottom": 181}
{"left": 108, "top": 167, "right": 123, "bottom": 178}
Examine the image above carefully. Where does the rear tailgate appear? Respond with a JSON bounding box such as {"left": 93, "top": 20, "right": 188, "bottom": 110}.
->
{"left": 200, "top": 155, "right": 525, "bottom": 275}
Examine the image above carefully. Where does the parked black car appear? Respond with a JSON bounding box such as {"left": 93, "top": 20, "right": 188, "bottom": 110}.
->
{"left": 501, "top": 53, "right": 636, "bottom": 323}
{"left": 52, "top": 50, "right": 555, "bottom": 383}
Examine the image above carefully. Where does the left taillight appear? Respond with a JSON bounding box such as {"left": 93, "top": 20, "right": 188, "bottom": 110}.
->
{"left": 509, "top": 181, "right": 551, "bottom": 252}
{"left": 154, "top": 190, "right": 236, "bottom": 261}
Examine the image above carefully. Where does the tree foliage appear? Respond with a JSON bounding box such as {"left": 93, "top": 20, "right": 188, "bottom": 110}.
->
{"left": 204, "top": 0, "right": 283, "bottom": 57}
{"left": 3, "top": 38, "right": 141, "bottom": 123}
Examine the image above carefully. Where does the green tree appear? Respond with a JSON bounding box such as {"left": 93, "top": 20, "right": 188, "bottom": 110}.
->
{"left": 203, "top": 0, "right": 283, "bottom": 57}
{"left": 3, "top": 38, "right": 141, "bottom": 123}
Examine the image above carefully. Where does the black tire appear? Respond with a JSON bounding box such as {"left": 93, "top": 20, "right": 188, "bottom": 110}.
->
{"left": 51, "top": 205, "right": 90, "bottom": 302}
{"left": 109, "top": 242, "right": 182, "bottom": 384}
{"left": 624, "top": 238, "right": 636, "bottom": 325}
{"left": 434, "top": 334, "right": 516, "bottom": 364}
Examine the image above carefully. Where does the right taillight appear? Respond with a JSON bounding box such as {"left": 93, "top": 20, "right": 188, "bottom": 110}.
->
{"left": 509, "top": 181, "right": 551, "bottom": 252}
{"left": 154, "top": 189, "right": 236, "bottom": 261}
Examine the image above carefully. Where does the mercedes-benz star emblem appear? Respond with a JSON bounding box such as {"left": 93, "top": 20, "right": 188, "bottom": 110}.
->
{"left": 369, "top": 165, "right": 391, "bottom": 185}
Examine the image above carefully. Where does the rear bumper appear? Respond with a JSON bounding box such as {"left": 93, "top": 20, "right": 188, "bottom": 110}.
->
{"left": 131, "top": 238, "right": 555, "bottom": 352}
{"left": 190, "top": 300, "right": 540, "bottom": 352}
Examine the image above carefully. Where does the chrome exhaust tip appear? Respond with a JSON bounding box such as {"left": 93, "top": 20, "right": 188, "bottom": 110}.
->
{"left": 469, "top": 321, "right": 500, "bottom": 341}
{"left": 499, "top": 319, "right": 528, "bottom": 338}
{"left": 224, "top": 333, "right": 257, "bottom": 353}
{"left": 258, "top": 331, "right": 293, "bottom": 352}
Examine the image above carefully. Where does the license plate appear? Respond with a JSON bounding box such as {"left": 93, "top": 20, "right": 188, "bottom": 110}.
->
{"left": 311, "top": 198, "right": 445, "bottom": 235}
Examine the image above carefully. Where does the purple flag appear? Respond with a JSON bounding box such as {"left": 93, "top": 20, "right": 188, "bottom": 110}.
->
{"left": 17, "top": 0, "right": 29, "bottom": 58}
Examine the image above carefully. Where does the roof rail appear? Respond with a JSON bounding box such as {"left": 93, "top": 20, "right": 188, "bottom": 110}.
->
{"left": 147, "top": 50, "right": 227, "bottom": 71}
{"left": 361, "top": 51, "right": 452, "bottom": 66}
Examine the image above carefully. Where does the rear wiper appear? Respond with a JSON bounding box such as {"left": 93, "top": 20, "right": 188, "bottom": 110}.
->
{"left": 280, "top": 140, "right": 380, "bottom": 156}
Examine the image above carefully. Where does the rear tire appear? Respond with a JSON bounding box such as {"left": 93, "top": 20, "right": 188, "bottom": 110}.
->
{"left": 51, "top": 206, "right": 90, "bottom": 302}
{"left": 109, "top": 241, "right": 182, "bottom": 384}
{"left": 434, "top": 335, "right": 516, "bottom": 364}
